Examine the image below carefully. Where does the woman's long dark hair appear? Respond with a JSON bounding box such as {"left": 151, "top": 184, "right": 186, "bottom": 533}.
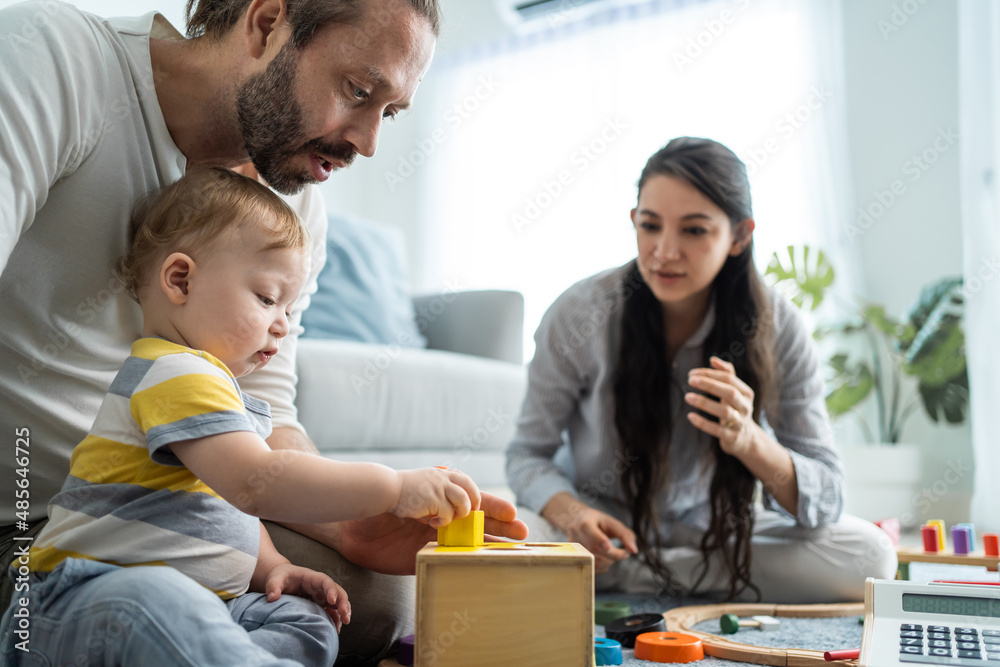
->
{"left": 612, "top": 137, "right": 777, "bottom": 600}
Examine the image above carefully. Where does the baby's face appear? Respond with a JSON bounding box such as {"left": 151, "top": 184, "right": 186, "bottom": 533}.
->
{"left": 180, "top": 227, "right": 308, "bottom": 377}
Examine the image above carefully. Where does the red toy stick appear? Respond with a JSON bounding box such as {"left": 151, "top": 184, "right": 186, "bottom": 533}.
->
{"left": 824, "top": 648, "right": 860, "bottom": 661}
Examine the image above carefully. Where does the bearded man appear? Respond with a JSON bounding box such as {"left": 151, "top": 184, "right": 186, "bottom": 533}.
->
{"left": 0, "top": 1, "right": 527, "bottom": 663}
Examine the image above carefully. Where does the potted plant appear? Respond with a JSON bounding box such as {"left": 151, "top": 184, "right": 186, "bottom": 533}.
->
{"left": 764, "top": 246, "right": 969, "bottom": 525}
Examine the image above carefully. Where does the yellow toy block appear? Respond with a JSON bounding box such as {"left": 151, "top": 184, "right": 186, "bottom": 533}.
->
{"left": 436, "top": 510, "right": 484, "bottom": 547}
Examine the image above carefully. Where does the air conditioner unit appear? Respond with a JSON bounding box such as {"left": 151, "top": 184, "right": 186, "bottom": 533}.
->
{"left": 494, "top": 0, "right": 633, "bottom": 29}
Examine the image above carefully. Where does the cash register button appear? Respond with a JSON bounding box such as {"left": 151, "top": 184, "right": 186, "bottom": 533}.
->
{"left": 959, "top": 642, "right": 982, "bottom": 651}
{"left": 902, "top": 639, "right": 923, "bottom": 647}
{"left": 984, "top": 637, "right": 1000, "bottom": 646}
{"left": 956, "top": 629, "right": 978, "bottom": 635}
{"left": 929, "top": 627, "right": 951, "bottom": 634}
{"left": 930, "top": 648, "right": 952, "bottom": 657}
{"left": 983, "top": 631, "right": 1000, "bottom": 638}
{"left": 900, "top": 646, "right": 924, "bottom": 655}
{"left": 902, "top": 625, "right": 924, "bottom": 631}
{"left": 930, "top": 640, "right": 952, "bottom": 649}
{"left": 987, "top": 652, "right": 1000, "bottom": 660}
{"left": 902, "top": 631, "right": 925, "bottom": 639}
{"left": 958, "top": 651, "right": 982, "bottom": 659}
{"left": 930, "top": 633, "right": 952, "bottom": 641}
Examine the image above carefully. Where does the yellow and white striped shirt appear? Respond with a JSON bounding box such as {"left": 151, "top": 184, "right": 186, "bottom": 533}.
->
{"left": 29, "top": 338, "right": 268, "bottom": 599}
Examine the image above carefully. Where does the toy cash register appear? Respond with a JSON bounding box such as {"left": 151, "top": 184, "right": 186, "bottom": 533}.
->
{"left": 860, "top": 578, "right": 1000, "bottom": 666}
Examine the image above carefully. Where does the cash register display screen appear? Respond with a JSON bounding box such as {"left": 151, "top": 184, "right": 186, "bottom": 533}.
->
{"left": 902, "top": 593, "right": 1000, "bottom": 618}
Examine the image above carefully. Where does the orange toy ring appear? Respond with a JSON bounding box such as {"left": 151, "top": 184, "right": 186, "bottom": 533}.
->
{"left": 634, "top": 631, "right": 705, "bottom": 663}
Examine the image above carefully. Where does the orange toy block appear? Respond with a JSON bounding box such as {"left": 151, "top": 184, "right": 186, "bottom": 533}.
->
{"left": 985, "top": 534, "right": 1000, "bottom": 558}
{"left": 436, "top": 510, "right": 484, "bottom": 547}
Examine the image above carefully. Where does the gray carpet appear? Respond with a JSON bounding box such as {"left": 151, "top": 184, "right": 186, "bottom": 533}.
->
{"left": 596, "top": 561, "right": 1000, "bottom": 665}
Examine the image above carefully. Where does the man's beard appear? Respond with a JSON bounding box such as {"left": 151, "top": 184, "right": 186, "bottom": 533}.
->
{"left": 235, "top": 44, "right": 356, "bottom": 195}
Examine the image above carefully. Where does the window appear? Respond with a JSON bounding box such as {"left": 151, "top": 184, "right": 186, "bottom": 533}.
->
{"left": 419, "top": 0, "right": 852, "bottom": 358}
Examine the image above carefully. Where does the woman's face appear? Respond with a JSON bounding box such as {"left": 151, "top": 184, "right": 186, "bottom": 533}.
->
{"left": 631, "top": 174, "right": 750, "bottom": 314}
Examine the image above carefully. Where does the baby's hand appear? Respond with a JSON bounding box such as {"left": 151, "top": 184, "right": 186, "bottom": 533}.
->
{"left": 392, "top": 468, "right": 482, "bottom": 527}
{"left": 264, "top": 563, "right": 351, "bottom": 632}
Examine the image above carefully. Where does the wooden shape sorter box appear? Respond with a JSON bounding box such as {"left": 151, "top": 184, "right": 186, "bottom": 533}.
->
{"left": 414, "top": 542, "right": 594, "bottom": 667}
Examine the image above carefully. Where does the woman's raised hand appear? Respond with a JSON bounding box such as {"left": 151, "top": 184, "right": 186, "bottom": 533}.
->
{"left": 685, "top": 356, "right": 758, "bottom": 456}
{"left": 542, "top": 492, "right": 637, "bottom": 573}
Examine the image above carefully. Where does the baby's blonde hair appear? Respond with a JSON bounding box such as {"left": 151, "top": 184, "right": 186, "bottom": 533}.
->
{"left": 118, "top": 167, "right": 308, "bottom": 302}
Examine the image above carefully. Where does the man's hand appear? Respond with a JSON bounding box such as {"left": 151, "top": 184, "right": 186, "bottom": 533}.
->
{"left": 282, "top": 492, "right": 528, "bottom": 575}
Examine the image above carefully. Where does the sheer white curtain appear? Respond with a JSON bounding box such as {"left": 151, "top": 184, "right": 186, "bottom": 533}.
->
{"left": 959, "top": 0, "right": 1000, "bottom": 533}
{"left": 417, "top": 0, "right": 858, "bottom": 358}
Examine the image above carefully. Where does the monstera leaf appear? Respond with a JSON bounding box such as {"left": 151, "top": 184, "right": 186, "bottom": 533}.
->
{"left": 902, "top": 278, "right": 964, "bottom": 365}
{"left": 919, "top": 372, "right": 969, "bottom": 424}
{"left": 824, "top": 353, "right": 875, "bottom": 418}
{"left": 765, "top": 245, "right": 835, "bottom": 312}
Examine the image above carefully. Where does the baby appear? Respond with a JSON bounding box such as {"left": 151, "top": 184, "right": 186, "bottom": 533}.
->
{"left": 0, "top": 167, "right": 479, "bottom": 667}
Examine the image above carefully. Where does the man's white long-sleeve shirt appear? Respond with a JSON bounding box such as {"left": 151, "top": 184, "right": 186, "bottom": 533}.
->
{"left": 0, "top": 1, "right": 325, "bottom": 522}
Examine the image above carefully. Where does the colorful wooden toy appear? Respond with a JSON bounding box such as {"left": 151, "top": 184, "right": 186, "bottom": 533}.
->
{"left": 664, "top": 602, "right": 864, "bottom": 665}
{"left": 925, "top": 519, "right": 946, "bottom": 551}
{"left": 874, "top": 518, "right": 900, "bottom": 547}
{"left": 397, "top": 635, "right": 415, "bottom": 666}
{"left": 605, "top": 613, "right": 667, "bottom": 648}
{"left": 719, "top": 613, "right": 780, "bottom": 634}
{"left": 896, "top": 545, "right": 1000, "bottom": 578}
{"left": 634, "top": 631, "right": 704, "bottom": 663}
{"left": 594, "top": 637, "right": 623, "bottom": 665}
{"left": 986, "top": 533, "right": 1000, "bottom": 557}
{"left": 436, "top": 510, "right": 484, "bottom": 547}
{"left": 921, "top": 524, "right": 940, "bottom": 553}
{"left": 957, "top": 522, "right": 977, "bottom": 549}
{"left": 952, "top": 525, "right": 972, "bottom": 555}
{"left": 415, "top": 542, "right": 594, "bottom": 666}
{"left": 594, "top": 600, "right": 632, "bottom": 626}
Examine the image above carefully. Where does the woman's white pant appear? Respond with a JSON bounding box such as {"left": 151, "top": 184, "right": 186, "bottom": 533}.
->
{"left": 517, "top": 507, "right": 898, "bottom": 603}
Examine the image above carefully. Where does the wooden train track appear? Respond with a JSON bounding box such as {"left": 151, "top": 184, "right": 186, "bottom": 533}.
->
{"left": 661, "top": 602, "right": 864, "bottom": 666}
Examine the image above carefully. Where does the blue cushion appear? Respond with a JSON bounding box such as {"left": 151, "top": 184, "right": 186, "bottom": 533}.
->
{"left": 301, "top": 214, "right": 426, "bottom": 348}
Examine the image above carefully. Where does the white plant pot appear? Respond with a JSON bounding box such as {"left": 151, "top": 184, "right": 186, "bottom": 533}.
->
{"left": 839, "top": 443, "right": 923, "bottom": 529}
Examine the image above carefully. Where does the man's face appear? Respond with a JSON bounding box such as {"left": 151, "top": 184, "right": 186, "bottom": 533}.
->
{"left": 236, "top": 1, "right": 436, "bottom": 194}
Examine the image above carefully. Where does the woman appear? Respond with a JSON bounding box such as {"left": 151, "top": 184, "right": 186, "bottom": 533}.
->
{"left": 506, "top": 137, "right": 896, "bottom": 602}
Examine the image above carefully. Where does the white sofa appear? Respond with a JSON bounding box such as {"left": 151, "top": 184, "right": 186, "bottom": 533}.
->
{"left": 295, "top": 290, "right": 527, "bottom": 492}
